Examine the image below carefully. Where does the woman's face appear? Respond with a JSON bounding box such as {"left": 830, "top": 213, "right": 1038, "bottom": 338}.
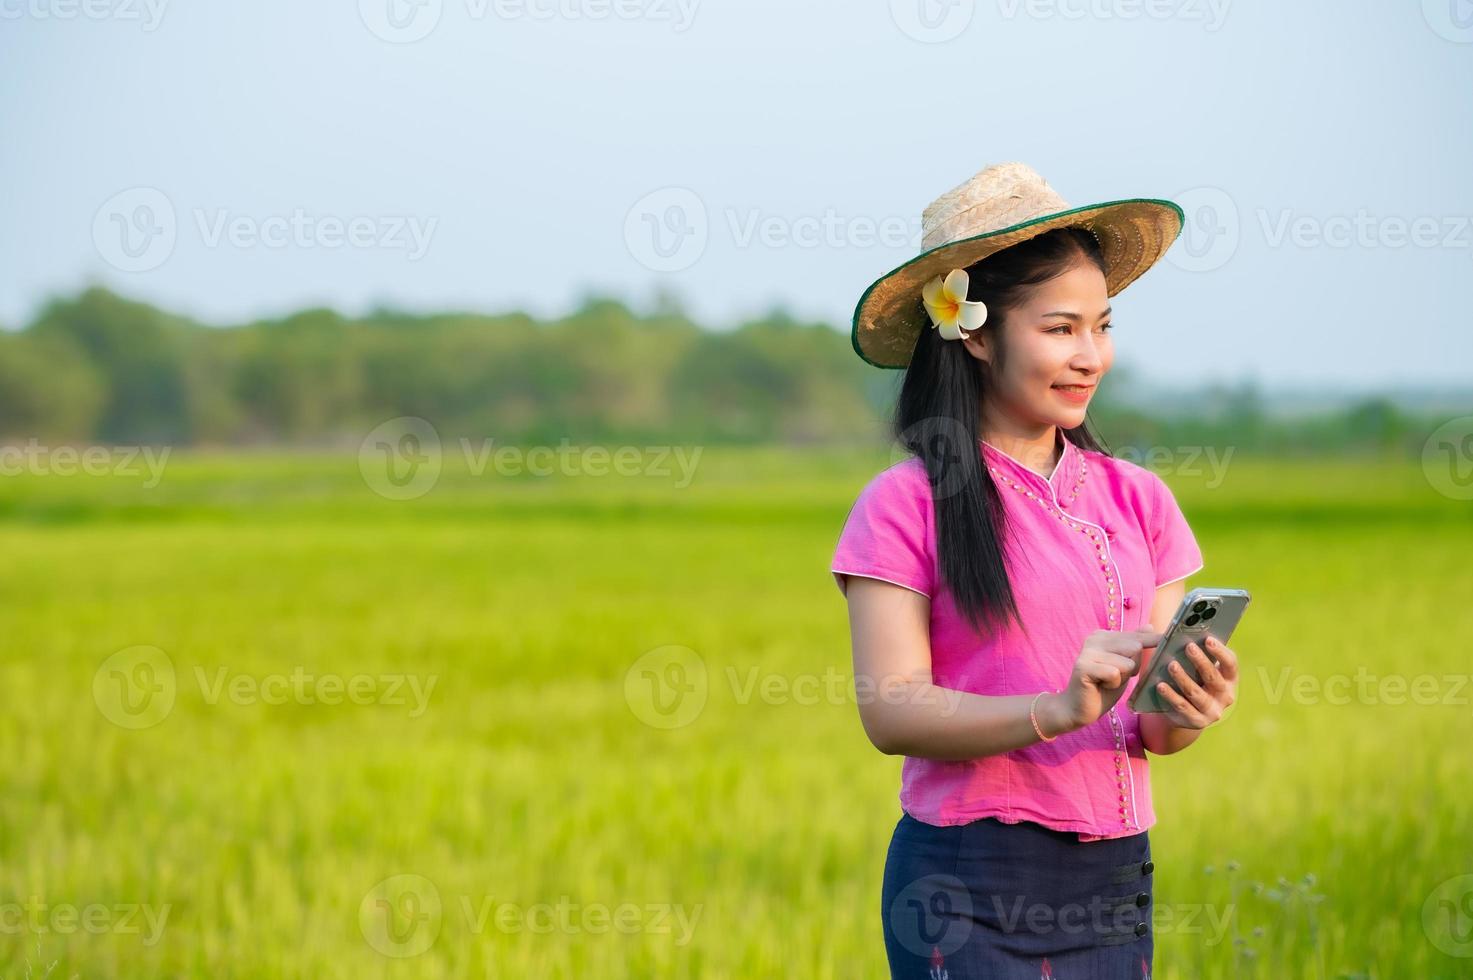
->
{"left": 962, "top": 257, "right": 1114, "bottom": 434}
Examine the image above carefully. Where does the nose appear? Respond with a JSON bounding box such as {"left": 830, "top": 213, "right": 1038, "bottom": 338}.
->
{"left": 1071, "top": 330, "right": 1106, "bottom": 375}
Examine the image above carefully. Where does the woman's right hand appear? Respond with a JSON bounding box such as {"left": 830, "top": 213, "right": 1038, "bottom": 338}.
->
{"left": 1042, "top": 629, "right": 1163, "bottom": 736}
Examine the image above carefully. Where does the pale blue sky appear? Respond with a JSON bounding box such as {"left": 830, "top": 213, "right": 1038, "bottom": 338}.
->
{"left": 3, "top": 0, "right": 1471, "bottom": 388}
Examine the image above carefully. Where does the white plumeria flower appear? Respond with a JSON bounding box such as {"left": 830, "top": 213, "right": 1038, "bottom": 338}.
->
{"left": 921, "top": 268, "right": 988, "bottom": 341}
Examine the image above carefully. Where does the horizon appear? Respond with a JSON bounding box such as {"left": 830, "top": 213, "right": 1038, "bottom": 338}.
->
{"left": 8, "top": 283, "right": 1468, "bottom": 405}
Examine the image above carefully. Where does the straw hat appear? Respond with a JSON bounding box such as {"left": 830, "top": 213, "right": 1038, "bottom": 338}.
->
{"left": 851, "top": 162, "right": 1184, "bottom": 369}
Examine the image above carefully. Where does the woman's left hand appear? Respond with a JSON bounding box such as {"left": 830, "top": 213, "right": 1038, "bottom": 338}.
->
{"left": 1154, "top": 635, "right": 1239, "bottom": 730}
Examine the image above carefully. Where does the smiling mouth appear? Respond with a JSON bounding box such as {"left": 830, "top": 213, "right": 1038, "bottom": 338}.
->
{"left": 1052, "top": 385, "right": 1095, "bottom": 393}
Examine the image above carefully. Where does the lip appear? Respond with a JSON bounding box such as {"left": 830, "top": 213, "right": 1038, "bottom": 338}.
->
{"left": 1051, "top": 384, "right": 1095, "bottom": 404}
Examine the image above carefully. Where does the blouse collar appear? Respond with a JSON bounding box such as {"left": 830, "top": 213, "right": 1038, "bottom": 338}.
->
{"left": 979, "top": 430, "right": 1082, "bottom": 502}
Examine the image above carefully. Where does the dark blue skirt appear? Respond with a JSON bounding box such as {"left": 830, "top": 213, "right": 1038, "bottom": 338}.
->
{"left": 881, "top": 812, "right": 1154, "bottom": 979}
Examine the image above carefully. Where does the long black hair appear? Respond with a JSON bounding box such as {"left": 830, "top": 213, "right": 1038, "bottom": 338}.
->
{"left": 894, "top": 226, "right": 1112, "bottom": 639}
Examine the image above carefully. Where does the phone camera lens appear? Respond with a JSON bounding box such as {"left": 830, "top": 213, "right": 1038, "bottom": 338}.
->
{"left": 1192, "top": 601, "right": 1209, "bottom": 614}
{"left": 1184, "top": 614, "right": 1200, "bottom": 627}
{"left": 1201, "top": 607, "right": 1217, "bottom": 621}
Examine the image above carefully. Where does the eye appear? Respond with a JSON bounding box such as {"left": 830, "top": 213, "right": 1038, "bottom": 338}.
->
{"left": 1048, "top": 322, "right": 1112, "bottom": 334}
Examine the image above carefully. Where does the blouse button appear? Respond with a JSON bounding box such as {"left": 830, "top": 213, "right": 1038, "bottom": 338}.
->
{"left": 1104, "top": 523, "right": 1116, "bottom": 539}
{"left": 1123, "top": 595, "right": 1134, "bottom": 610}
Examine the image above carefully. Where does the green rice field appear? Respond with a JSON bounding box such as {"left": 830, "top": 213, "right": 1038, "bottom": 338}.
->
{"left": 1, "top": 444, "right": 1470, "bottom": 977}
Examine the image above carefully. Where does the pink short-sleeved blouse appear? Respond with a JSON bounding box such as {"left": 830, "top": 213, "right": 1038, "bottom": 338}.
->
{"left": 830, "top": 433, "right": 1205, "bottom": 841}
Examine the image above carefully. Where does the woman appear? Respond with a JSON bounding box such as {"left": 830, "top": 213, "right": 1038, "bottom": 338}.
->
{"left": 830, "top": 163, "right": 1240, "bottom": 979}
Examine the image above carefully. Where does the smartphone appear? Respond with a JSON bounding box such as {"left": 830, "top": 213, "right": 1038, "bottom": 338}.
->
{"left": 1128, "top": 588, "right": 1251, "bottom": 713}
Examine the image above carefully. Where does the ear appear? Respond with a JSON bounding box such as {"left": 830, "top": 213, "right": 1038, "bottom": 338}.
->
{"left": 960, "top": 330, "right": 991, "bottom": 365}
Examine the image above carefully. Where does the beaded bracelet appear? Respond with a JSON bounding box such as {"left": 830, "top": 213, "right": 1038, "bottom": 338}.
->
{"left": 1029, "top": 690, "right": 1059, "bottom": 742}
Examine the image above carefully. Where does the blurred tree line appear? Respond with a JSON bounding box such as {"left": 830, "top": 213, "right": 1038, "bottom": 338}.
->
{"left": 0, "top": 286, "right": 1454, "bottom": 455}
{"left": 0, "top": 287, "right": 884, "bottom": 447}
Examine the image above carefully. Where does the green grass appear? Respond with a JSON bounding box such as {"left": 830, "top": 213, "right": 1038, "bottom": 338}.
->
{"left": 0, "top": 445, "right": 1470, "bottom": 977}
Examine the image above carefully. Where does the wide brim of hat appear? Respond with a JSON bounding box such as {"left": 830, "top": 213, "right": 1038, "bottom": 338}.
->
{"left": 850, "top": 198, "right": 1185, "bottom": 369}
